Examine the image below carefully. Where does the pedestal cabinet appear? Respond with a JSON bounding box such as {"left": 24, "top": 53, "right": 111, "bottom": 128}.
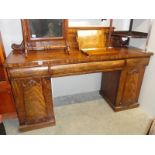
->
{"left": 11, "top": 77, "right": 55, "bottom": 132}
{"left": 100, "top": 57, "right": 150, "bottom": 111}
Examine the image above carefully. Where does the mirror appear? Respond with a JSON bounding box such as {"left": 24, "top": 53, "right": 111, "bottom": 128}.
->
{"left": 28, "top": 19, "right": 64, "bottom": 40}
{"left": 12, "top": 19, "right": 111, "bottom": 55}
{"left": 12, "top": 19, "right": 69, "bottom": 54}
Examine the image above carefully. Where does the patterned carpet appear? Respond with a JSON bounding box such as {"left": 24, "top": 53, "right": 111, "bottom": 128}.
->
{"left": 4, "top": 98, "right": 152, "bottom": 135}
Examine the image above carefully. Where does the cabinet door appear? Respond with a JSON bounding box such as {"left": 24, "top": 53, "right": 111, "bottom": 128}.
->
{"left": 11, "top": 77, "right": 55, "bottom": 125}
{"left": 121, "top": 67, "right": 145, "bottom": 106}
{"left": 114, "top": 58, "right": 149, "bottom": 111}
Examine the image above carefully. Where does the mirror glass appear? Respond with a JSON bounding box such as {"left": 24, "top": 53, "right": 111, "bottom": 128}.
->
{"left": 28, "top": 19, "right": 63, "bottom": 38}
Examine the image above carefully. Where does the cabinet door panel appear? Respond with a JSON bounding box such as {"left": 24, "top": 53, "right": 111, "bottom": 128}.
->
{"left": 23, "top": 79, "right": 47, "bottom": 124}
{"left": 121, "top": 67, "right": 145, "bottom": 105}
{"left": 11, "top": 77, "right": 55, "bottom": 126}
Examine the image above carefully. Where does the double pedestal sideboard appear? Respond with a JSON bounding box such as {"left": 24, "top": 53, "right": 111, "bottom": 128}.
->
{"left": 5, "top": 47, "right": 153, "bottom": 132}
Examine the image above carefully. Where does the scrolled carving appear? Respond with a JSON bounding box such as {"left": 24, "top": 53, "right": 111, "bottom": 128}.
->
{"left": 128, "top": 68, "right": 139, "bottom": 74}
{"left": 11, "top": 41, "right": 25, "bottom": 51}
{"left": 22, "top": 79, "right": 40, "bottom": 88}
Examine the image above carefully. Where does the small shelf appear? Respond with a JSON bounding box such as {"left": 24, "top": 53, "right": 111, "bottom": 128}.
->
{"left": 111, "top": 31, "right": 148, "bottom": 38}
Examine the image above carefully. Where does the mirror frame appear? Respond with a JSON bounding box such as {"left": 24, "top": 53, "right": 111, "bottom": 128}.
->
{"left": 23, "top": 19, "right": 68, "bottom": 41}
{"left": 11, "top": 19, "right": 69, "bottom": 55}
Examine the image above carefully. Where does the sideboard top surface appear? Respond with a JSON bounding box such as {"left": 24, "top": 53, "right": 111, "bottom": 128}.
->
{"left": 5, "top": 47, "right": 153, "bottom": 68}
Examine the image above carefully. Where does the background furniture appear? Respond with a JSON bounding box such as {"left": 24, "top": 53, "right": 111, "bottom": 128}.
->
{"left": 0, "top": 115, "right": 6, "bottom": 135}
{"left": 110, "top": 19, "right": 148, "bottom": 47}
{"left": 0, "top": 32, "right": 16, "bottom": 117}
{"left": 5, "top": 26, "right": 153, "bottom": 132}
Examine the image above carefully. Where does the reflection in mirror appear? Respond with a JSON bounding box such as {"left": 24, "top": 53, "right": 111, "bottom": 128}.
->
{"left": 28, "top": 19, "right": 63, "bottom": 38}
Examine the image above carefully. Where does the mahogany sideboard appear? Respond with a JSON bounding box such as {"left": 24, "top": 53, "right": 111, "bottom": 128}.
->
{"left": 4, "top": 27, "right": 153, "bottom": 132}
{"left": 4, "top": 47, "right": 153, "bottom": 132}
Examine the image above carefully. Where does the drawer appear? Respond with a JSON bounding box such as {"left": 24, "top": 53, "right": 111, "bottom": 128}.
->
{"left": 127, "top": 58, "right": 150, "bottom": 67}
{"left": 50, "top": 60, "right": 125, "bottom": 77}
{"left": 9, "top": 66, "right": 49, "bottom": 78}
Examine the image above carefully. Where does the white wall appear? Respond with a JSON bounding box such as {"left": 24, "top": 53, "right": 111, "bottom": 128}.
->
{"left": 0, "top": 19, "right": 130, "bottom": 98}
{"left": 130, "top": 19, "right": 150, "bottom": 49}
{"left": 130, "top": 20, "right": 155, "bottom": 117}
{"left": 0, "top": 19, "right": 22, "bottom": 56}
{"left": 69, "top": 19, "right": 130, "bottom": 30}
{"left": 113, "top": 19, "right": 130, "bottom": 30}
{"left": 69, "top": 19, "right": 110, "bottom": 27}
{"left": 52, "top": 73, "right": 101, "bottom": 97}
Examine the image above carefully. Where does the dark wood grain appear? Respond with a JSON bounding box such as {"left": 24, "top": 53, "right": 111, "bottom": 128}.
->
{"left": 50, "top": 60, "right": 125, "bottom": 77}
{"left": 100, "top": 57, "right": 150, "bottom": 111}
{"left": 11, "top": 77, "right": 55, "bottom": 128}
{"left": 100, "top": 71, "right": 121, "bottom": 105}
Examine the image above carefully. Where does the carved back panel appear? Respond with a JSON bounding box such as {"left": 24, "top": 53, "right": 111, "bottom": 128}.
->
{"left": 66, "top": 27, "right": 112, "bottom": 50}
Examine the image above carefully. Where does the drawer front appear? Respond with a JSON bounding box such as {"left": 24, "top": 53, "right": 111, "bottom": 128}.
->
{"left": 9, "top": 66, "right": 49, "bottom": 78}
{"left": 50, "top": 60, "right": 125, "bottom": 77}
{"left": 127, "top": 58, "right": 150, "bottom": 67}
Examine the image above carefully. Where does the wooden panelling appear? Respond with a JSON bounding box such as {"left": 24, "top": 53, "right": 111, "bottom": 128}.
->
{"left": 23, "top": 79, "right": 47, "bottom": 124}
{"left": 11, "top": 79, "right": 26, "bottom": 125}
{"left": 100, "top": 58, "right": 150, "bottom": 111}
{"left": 77, "top": 30, "right": 106, "bottom": 49}
{"left": 42, "top": 77, "right": 55, "bottom": 119}
{"left": 121, "top": 67, "right": 145, "bottom": 106}
{"left": 67, "top": 27, "right": 111, "bottom": 50}
{"left": 100, "top": 71, "right": 121, "bottom": 105}
{"left": 11, "top": 77, "right": 55, "bottom": 130}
